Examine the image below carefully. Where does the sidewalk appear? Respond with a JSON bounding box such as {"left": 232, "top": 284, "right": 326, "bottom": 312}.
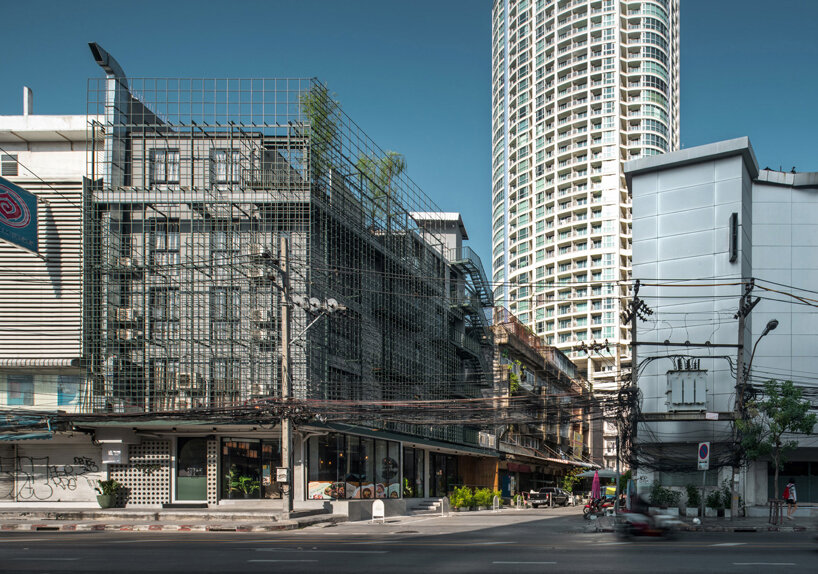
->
{"left": 0, "top": 506, "right": 348, "bottom": 533}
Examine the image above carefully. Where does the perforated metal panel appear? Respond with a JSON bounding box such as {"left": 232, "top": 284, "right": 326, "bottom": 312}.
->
{"left": 109, "top": 440, "right": 171, "bottom": 506}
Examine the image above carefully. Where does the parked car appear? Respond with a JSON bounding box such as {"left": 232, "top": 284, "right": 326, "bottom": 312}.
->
{"left": 529, "top": 487, "right": 573, "bottom": 508}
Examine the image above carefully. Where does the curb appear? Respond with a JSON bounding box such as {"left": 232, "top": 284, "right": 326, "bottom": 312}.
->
{"left": 0, "top": 515, "right": 348, "bottom": 533}
{"left": 590, "top": 524, "right": 812, "bottom": 534}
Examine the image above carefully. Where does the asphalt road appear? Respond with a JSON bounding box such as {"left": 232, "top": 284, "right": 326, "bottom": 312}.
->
{"left": 0, "top": 508, "right": 815, "bottom": 573}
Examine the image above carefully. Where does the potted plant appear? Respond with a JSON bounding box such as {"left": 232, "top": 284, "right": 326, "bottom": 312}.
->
{"left": 227, "top": 466, "right": 260, "bottom": 499}
{"left": 705, "top": 489, "right": 723, "bottom": 517}
{"left": 474, "top": 487, "right": 493, "bottom": 510}
{"left": 95, "top": 479, "right": 122, "bottom": 509}
{"left": 685, "top": 484, "right": 701, "bottom": 517}
{"left": 450, "top": 485, "right": 474, "bottom": 511}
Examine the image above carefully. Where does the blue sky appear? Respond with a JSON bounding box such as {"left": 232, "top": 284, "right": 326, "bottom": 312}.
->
{"left": 1, "top": 0, "right": 816, "bottom": 266}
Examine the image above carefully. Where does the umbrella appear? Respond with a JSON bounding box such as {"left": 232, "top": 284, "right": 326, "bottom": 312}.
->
{"left": 591, "top": 470, "right": 601, "bottom": 499}
{"left": 577, "top": 469, "right": 618, "bottom": 479}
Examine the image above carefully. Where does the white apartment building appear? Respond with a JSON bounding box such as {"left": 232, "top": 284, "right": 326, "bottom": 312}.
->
{"left": 491, "top": 0, "right": 679, "bottom": 467}
{"left": 628, "top": 137, "right": 818, "bottom": 507}
{"left": 0, "top": 92, "right": 95, "bottom": 414}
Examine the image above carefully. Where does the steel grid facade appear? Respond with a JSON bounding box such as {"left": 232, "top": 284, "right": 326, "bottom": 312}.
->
{"left": 84, "top": 78, "right": 492, "bottom": 443}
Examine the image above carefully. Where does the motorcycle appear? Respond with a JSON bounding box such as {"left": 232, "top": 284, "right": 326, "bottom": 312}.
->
{"left": 614, "top": 509, "right": 683, "bottom": 538}
{"left": 583, "top": 497, "right": 614, "bottom": 519}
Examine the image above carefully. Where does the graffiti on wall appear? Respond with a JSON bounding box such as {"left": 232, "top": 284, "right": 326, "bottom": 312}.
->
{"left": 0, "top": 455, "right": 102, "bottom": 501}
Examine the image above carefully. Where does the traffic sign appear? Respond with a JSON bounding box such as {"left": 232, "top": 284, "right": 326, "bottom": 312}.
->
{"left": 697, "top": 442, "right": 710, "bottom": 471}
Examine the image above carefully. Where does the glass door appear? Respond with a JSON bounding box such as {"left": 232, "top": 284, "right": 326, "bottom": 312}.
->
{"left": 176, "top": 437, "right": 207, "bottom": 501}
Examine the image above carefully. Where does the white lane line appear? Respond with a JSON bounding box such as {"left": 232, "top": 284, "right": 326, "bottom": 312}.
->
{"left": 493, "top": 561, "right": 557, "bottom": 565}
{"left": 9, "top": 558, "right": 80, "bottom": 561}
{"left": 733, "top": 563, "right": 795, "bottom": 566}
{"left": 101, "top": 539, "right": 167, "bottom": 544}
{"left": 599, "top": 542, "right": 629, "bottom": 546}
{"left": 254, "top": 549, "right": 388, "bottom": 554}
{"left": 711, "top": 542, "right": 746, "bottom": 547}
{"left": 248, "top": 559, "right": 319, "bottom": 563}
{"left": 472, "top": 541, "right": 506, "bottom": 545}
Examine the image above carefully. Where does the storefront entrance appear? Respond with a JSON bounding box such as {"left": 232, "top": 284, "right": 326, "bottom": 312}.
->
{"left": 429, "top": 452, "right": 458, "bottom": 497}
{"left": 176, "top": 437, "right": 207, "bottom": 501}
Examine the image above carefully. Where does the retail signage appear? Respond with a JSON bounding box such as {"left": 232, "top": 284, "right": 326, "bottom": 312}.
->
{"left": 0, "top": 176, "right": 38, "bottom": 253}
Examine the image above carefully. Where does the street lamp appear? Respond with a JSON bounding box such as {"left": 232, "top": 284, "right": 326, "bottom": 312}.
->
{"left": 747, "top": 319, "right": 778, "bottom": 380}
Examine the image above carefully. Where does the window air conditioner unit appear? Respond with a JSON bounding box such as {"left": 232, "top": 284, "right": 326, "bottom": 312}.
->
{"left": 251, "top": 328, "right": 272, "bottom": 342}
{"left": 248, "top": 243, "right": 272, "bottom": 259}
{"left": 117, "top": 328, "right": 138, "bottom": 341}
{"left": 116, "top": 308, "right": 139, "bottom": 322}
{"left": 118, "top": 255, "right": 143, "bottom": 268}
{"left": 175, "top": 373, "right": 195, "bottom": 389}
{"left": 247, "top": 267, "right": 268, "bottom": 280}
{"left": 251, "top": 308, "right": 272, "bottom": 322}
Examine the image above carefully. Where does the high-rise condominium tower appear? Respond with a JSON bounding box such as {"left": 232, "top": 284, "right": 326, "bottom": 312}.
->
{"left": 491, "top": 0, "right": 679, "bottom": 465}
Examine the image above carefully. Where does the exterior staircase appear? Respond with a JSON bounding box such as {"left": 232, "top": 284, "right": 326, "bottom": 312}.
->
{"left": 407, "top": 498, "right": 444, "bottom": 515}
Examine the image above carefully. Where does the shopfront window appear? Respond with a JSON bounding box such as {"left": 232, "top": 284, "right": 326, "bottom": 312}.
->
{"left": 430, "top": 452, "right": 459, "bottom": 497}
{"left": 402, "top": 447, "right": 424, "bottom": 498}
{"left": 307, "top": 433, "right": 400, "bottom": 500}
{"left": 222, "top": 438, "right": 281, "bottom": 500}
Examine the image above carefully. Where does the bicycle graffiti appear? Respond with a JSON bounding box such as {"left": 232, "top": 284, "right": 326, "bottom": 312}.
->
{"left": 0, "top": 455, "right": 101, "bottom": 500}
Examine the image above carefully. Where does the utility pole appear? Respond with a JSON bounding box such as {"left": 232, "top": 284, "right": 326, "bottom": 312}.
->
{"left": 620, "top": 280, "right": 652, "bottom": 497}
{"left": 280, "top": 236, "right": 293, "bottom": 515}
{"left": 732, "top": 280, "right": 758, "bottom": 520}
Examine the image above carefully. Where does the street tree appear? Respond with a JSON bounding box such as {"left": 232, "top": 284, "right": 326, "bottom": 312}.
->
{"left": 356, "top": 151, "right": 406, "bottom": 223}
{"left": 737, "top": 379, "right": 817, "bottom": 498}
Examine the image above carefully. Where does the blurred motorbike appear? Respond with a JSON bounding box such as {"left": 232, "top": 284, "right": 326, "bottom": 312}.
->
{"left": 614, "top": 509, "right": 683, "bottom": 538}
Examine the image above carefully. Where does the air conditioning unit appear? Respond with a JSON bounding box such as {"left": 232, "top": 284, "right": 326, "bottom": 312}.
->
{"left": 251, "top": 308, "right": 272, "bottom": 322}
{"left": 175, "top": 372, "right": 196, "bottom": 390}
{"left": 116, "top": 328, "right": 141, "bottom": 341}
{"left": 251, "top": 328, "right": 273, "bottom": 342}
{"left": 116, "top": 308, "right": 140, "bottom": 322}
{"left": 248, "top": 243, "right": 272, "bottom": 259}
{"left": 118, "top": 255, "right": 143, "bottom": 268}
{"left": 247, "top": 267, "right": 269, "bottom": 280}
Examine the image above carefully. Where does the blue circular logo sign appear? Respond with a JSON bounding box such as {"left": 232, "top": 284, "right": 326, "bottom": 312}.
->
{"left": 699, "top": 444, "right": 709, "bottom": 459}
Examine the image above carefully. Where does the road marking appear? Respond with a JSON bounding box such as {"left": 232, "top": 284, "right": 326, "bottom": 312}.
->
{"left": 493, "top": 561, "right": 557, "bottom": 565}
{"left": 712, "top": 542, "right": 746, "bottom": 547}
{"left": 9, "top": 558, "right": 80, "bottom": 561}
{"left": 248, "top": 559, "right": 319, "bottom": 563}
{"left": 472, "top": 541, "right": 506, "bottom": 545}
{"left": 101, "top": 538, "right": 166, "bottom": 544}
{"left": 599, "top": 542, "right": 629, "bottom": 545}
{"left": 254, "top": 548, "right": 388, "bottom": 554}
{"left": 733, "top": 563, "right": 795, "bottom": 566}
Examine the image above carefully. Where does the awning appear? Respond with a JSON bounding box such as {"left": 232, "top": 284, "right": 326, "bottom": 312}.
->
{"left": 322, "top": 423, "right": 498, "bottom": 457}
{"left": 577, "top": 469, "right": 619, "bottom": 479}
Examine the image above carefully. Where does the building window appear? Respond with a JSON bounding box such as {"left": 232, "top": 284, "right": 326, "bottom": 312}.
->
{"left": 152, "top": 223, "right": 180, "bottom": 267}
{"left": 1, "top": 154, "right": 18, "bottom": 177}
{"left": 150, "top": 149, "right": 180, "bottom": 185}
{"left": 211, "top": 149, "right": 242, "bottom": 185}
{"left": 150, "top": 288, "right": 180, "bottom": 339}
{"left": 57, "top": 375, "right": 82, "bottom": 406}
{"left": 211, "top": 287, "right": 240, "bottom": 340}
{"left": 7, "top": 374, "right": 34, "bottom": 405}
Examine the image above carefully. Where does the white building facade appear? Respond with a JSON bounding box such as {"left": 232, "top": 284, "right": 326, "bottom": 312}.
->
{"left": 628, "top": 137, "right": 818, "bottom": 507}
{"left": 491, "top": 0, "right": 680, "bottom": 467}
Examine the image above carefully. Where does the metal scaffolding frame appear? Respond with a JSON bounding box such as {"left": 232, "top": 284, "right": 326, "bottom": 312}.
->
{"left": 84, "top": 77, "right": 493, "bottom": 444}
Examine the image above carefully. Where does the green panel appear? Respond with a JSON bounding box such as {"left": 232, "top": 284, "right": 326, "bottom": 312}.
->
{"left": 177, "top": 476, "right": 207, "bottom": 501}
